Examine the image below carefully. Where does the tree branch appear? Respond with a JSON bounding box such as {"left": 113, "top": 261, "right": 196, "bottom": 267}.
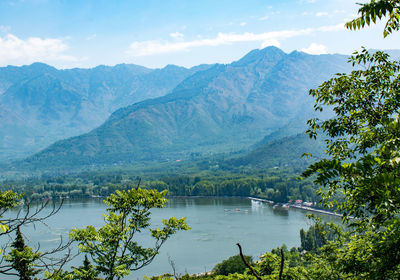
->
{"left": 236, "top": 243, "right": 262, "bottom": 280}
{"left": 279, "top": 248, "right": 284, "bottom": 280}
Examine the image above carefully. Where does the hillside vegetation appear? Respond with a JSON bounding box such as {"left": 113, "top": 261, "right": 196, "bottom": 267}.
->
{"left": 14, "top": 47, "right": 350, "bottom": 171}
{"left": 0, "top": 63, "right": 210, "bottom": 161}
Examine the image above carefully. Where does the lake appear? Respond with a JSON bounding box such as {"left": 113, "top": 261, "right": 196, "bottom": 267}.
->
{"left": 13, "top": 197, "right": 332, "bottom": 279}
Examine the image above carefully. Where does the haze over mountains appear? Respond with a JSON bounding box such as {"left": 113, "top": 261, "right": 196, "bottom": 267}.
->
{"left": 1, "top": 46, "right": 354, "bottom": 171}
{"left": 0, "top": 62, "right": 211, "bottom": 161}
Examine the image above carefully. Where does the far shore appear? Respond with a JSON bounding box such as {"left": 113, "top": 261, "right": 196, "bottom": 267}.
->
{"left": 248, "top": 197, "right": 343, "bottom": 217}
{"left": 21, "top": 195, "right": 343, "bottom": 217}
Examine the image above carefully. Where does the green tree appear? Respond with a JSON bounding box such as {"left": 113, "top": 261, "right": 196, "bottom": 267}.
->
{"left": 70, "top": 188, "right": 190, "bottom": 280}
{"left": 299, "top": 217, "right": 338, "bottom": 253}
{"left": 304, "top": 48, "right": 400, "bottom": 279}
{"left": 304, "top": 40, "right": 400, "bottom": 224}
{"left": 257, "top": 252, "right": 280, "bottom": 276}
{"left": 212, "top": 254, "right": 252, "bottom": 276}
{"left": 4, "top": 227, "right": 41, "bottom": 280}
{"left": 72, "top": 255, "right": 99, "bottom": 280}
{"left": 0, "top": 191, "right": 74, "bottom": 279}
{"left": 303, "top": 1, "right": 400, "bottom": 277}
{"left": 0, "top": 190, "right": 22, "bottom": 235}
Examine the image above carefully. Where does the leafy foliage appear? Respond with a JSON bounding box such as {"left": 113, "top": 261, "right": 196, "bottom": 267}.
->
{"left": 302, "top": 39, "right": 400, "bottom": 280}
{"left": 345, "top": 0, "right": 400, "bottom": 37}
{"left": 212, "top": 255, "right": 252, "bottom": 276}
{"left": 304, "top": 49, "right": 400, "bottom": 227}
{"left": 4, "top": 227, "right": 41, "bottom": 280}
{"left": 0, "top": 190, "right": 73, "bottom": 279}
{"left": 70, "top": 187, "right": 190, "bottom": 280}
{"left": 299, "top": 216, "right": 338, "bottom": 253}
{"left": 0, "top": 190, "right": 21, "bottom": 234}
{"left": 72, "top": 255, "right": 99, "bottom": 280}
{"left": 300, "top": 3, "right": 400, "bottom": 277}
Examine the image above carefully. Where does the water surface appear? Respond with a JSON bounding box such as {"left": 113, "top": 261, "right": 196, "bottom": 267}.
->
{"left": 14, "top": 197, "right": 327, "bottom": 279}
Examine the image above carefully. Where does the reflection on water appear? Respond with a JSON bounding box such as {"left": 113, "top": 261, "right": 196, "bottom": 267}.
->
{"left": 272, "top": 208, "right": 289, "bottom": 217}
{"left": 165, "top": 197, "right": 251, "bottom": 208}
{"left": 4, "top": 197, "right": 338, "bottom": 279}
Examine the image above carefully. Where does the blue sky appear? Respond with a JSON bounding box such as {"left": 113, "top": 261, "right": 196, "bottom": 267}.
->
{"left": 0, "top": 0, "right": 399, "bottom": 69}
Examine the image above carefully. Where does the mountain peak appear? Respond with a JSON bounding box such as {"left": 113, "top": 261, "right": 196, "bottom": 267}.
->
{"left": 25, "top": 62, "right": 57, "bottom": 72}
{"left": 289, "top": 50, "right": 306, "bottom": 56}
{"left": 162, "top": 64, "right": 187, "bottom": 70}
{"left": 113, "top": 63, "right": 152, "bottom": 75}
{"left": 232, "top": 46, "right": 286, "bottom": 67}
{"left": 260, "top": 46, "right": 286, "bottom": 55}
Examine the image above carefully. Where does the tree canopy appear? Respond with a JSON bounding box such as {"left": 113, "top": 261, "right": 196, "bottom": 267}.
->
{"left": 346, "top": 0, "right": 400, "bottom": 37}
{"left": 301, "top": 0, "right": 400, "bottom": 277}
{"left": 70, "top": 188, "right": 190, "bottom": 280}
{"left": 304, "top": 48, "right": 400, "bottom": 227}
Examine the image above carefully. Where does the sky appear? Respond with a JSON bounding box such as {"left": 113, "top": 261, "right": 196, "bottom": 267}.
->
{"left": 0, "top": 0, "right": 399, "bottom": 69}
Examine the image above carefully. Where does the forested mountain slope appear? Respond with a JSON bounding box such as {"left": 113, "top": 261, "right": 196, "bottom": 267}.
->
{"left": 225, "top": 132, "right": 327, "bottom": 171}
{"left": 0, "top": 63, "right": 208, "bottom": 161}
{"left": 18, "top": 47, "right": 351, "bottom": 171}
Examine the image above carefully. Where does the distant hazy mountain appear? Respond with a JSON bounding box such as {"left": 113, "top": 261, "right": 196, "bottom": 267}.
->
{"left": 18, "top": 46, "right": 352, "bottom": 171}
{"left": 0, "top": 62, "right": 210, "bottom": 161}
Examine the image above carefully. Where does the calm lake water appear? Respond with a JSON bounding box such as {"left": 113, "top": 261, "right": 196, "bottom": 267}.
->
{"left": 12, "top": 197, "right": 333, "bottom": 279}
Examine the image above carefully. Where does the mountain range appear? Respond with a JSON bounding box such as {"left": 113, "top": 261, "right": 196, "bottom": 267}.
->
{"left": 8, "top": 46, "right": 354, "bottom": 171}
{"left": 0, "top": 62, "right": 211, "bottom": 161}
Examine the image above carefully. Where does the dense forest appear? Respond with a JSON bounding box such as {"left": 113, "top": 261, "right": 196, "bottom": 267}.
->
{"left": 0, "top": 168, "right": 318, "bottom": 204}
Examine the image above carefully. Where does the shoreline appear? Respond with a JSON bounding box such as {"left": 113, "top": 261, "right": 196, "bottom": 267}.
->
{"left": 248, "top": 197, "right": 343, "bottom": 217}
{"left": 21, "top": 195, "right": 342, "bottom": 218}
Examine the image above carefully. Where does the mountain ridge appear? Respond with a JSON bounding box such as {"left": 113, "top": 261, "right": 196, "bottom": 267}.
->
{"left": 14, "top": 46, "right": 353, "bottom": 171}
{"left": 0, "top": 62, "right": 212, "bottom": 161}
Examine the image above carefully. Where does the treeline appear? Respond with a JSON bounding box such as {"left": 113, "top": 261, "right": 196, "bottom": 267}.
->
{"left": 1, "top": 169, "right": 319, "bottom": 204}
{"left": 149, "top": 173, "right": 317, "bottom": 203}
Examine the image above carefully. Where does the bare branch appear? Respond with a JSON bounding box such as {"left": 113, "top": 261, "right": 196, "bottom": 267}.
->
{"left": 236, "top": 243, "right": 262, "bottom": 280}
{"left": 279, "top": 248, "right": 284, "bottom": 280}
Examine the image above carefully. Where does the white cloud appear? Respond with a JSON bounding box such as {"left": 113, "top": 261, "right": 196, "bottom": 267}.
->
{"left": 240, "top": 22, "right": 247, "bottom": 26}
{"left": 261, "top": 39, "right": 280, "bottom": 48}
{"left": 126, "top": 23, "right": 344, "bottom": 57}
{"left": 301, "top": 43, "right": 328, "bottom": 54}
{"left": 170, "top": 32, "right": 184, "bottom": 40}
{"left": 317, "top": 23, "right": 344, "bottom": 32}
{"left": 259, "top": 15, "right": 269, "bottom": 21}
{"left": 316, "top": 12, "right": 328, "bottom": 17}
{"left": 0, "top": 34, "right": 78, "bottom": 66}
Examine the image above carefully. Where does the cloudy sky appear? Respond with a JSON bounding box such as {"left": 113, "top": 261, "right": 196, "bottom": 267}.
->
{"left": 0, "top": 0, "right": 399, "bottom": 69}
